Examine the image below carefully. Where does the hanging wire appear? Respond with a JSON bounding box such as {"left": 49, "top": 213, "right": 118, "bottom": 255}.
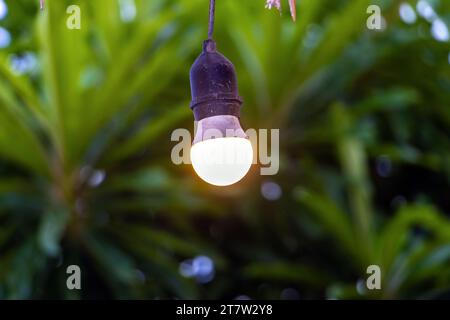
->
{"left": 208, "top": 0, "right": 216, "bottom": 39}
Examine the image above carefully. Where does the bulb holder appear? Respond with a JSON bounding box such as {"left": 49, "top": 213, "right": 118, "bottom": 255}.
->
{"left": 189, "top": 39, "right": 243, "bottom": 121}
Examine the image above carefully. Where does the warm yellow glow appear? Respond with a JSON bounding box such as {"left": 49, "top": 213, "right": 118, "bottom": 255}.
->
{"left": 190, "top": 137, "right": 253, "bottom": 186}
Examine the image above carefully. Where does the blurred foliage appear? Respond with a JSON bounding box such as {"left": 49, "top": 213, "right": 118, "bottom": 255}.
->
{"left": 0, "top": 0, "right": 449, "bottom": 299}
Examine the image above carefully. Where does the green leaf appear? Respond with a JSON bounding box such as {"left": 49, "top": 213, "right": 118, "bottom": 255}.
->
{"left": 293, "top": 187, "right": 359, "bottom": 263}
{"left": 38, "top": 209, "right": 69, "bottom": 256}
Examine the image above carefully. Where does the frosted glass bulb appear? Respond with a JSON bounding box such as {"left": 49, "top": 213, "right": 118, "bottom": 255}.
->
{"left": 191, "top": 137, "right": 253, "bottom": 186}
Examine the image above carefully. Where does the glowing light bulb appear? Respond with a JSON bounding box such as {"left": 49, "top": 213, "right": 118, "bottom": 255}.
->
{"left": 188, "top": 30, "right": 251, "bottom": 186}
{"left": 190, "top": 115, "right": 253, "bottom": 186}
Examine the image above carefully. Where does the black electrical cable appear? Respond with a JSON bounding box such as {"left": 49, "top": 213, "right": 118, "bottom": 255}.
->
{"left": 208, "top": 0, "right": 216, "bottom": 40}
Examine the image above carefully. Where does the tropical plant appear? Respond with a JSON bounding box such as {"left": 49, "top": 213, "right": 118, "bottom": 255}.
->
{"left": 0, "top": 0, "right": 449, "bottom": 299}
{"left": 0, "top": 0, "right": 218, "bottom": 299}
{"left": 225, "top": 0, "right": 450, "bottom": 299}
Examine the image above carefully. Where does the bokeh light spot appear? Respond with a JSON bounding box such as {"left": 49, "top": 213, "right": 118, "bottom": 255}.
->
{"left": 399, "top": 2, "right": 416, "bottom": 24}
{"left": 0, "top": 27, "right": 11, "bottom": 48}
{"left": 88, "top": 170, "right": 106, "bottom": 187}
{"left": 261, "top": 181, "right": 282, "bottom": 201}
{"left": 431, "top": 19, "right": 449, "bottom": 42}
{"left": 0, "top": 0, "right": 8, "bottom": 20}
{"left": 179, "top": 255, "right": 215, "bottom": 284}
{"left": 9, "top": 53, "right": 38, "bottom": 75}
{"left": 119, "top": 0, "right": 136, "bottom": 22}
{"left": 417, "top": 0, "right": 436, "bottom": 22}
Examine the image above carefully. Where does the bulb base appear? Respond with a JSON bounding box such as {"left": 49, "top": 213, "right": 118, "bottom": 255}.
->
{"left": 193, "top": 115, "right": 247, "bottom": 145}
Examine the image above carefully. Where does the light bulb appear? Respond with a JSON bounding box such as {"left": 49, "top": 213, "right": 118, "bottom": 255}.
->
{"left": 190, "top": 115, "right": 253, "bottom": 186}
{"left": 188, "top": 38, "right": 252, "bottom": 186}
